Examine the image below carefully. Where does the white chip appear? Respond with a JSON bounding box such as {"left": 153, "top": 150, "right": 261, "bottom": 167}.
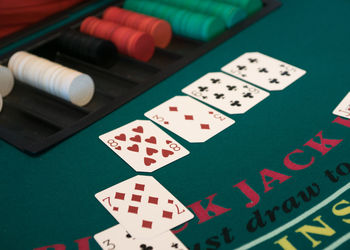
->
{"left": 8, "top": 51, "right": 95, "bottom": 106}
{"left": 0, "top": 65, "right": 14, "bottom": 97}
{"left": 67, "top": 74, "right": 94, "bottom": 106}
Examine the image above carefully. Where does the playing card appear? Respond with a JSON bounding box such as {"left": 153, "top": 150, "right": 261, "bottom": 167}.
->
{"left": 221, "top": 52, "right": 306, "bottom": 91}
{"left": 99, "top": 120, "right": 189, "bottom": 172}
{"left": 94, "top": 224, "right": 188, "bottom": 250}
{"left": 144, "top": 96, "right": 235, "bottom": 143}
{"left": 95, "top": 175, "right": 194, "bottom": 239}
{"left": 182, "top": 72, "right": 270, "bottom": 114}
{"left": 333, "top": 92, "right": 350, "bottom": 119}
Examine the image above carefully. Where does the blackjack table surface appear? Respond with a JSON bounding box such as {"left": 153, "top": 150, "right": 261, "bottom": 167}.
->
{"left": 1, "top": 0, "right": 350, "bottom": 249}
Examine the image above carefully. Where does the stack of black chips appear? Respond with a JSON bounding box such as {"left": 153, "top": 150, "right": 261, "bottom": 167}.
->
{"left": 57, "top": 30, "right": 117, "bottom": 65}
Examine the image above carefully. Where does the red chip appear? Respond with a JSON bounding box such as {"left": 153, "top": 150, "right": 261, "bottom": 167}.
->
{"left": 127, "top": 31, "right": 155, "bottom": 62}
{"left": 103, "top": 7, "right": 172, "bottom": 48}
{"left": 94, "top": 21, "right": 119, "bottom": 40}
{"left": 112, "top": 26, "right": 134, "bottom": 55}
{"left": 103, "top": 7, "right": 129, "bottom": 24}
{"left": 138, "top": 18, "right": 155, "bottom": 33}
{"left": 125, "top": 14, "right": 146, "bottom": 28}
{"left": 81, "top": 17, "right": 119, "bottom": 41}
{"left": 80, "top": 16, "right": 98, "bottom": 34}
{"left": 81, "top": 15, "right": 155, "bottom": 61}
{"left": 149, "top": 19, "right": 172, "bottom": 48}
{"left": 110, "top": 27, "right": 154, "bottom": 61}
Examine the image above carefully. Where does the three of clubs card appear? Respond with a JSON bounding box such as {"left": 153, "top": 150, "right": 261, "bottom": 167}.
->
{"left": 182, "top": 72, "right": 270, "bottom": 114}
{"left": 333, "top": 92, "right": 350, "bottom": 119}
{"left": 95, "top": 175, "right": 193, "bottom": 240}
{"left": 144, "top": 96, "right": 235, "bottom": 143}
{"left": 99, "top": 120, "right": 189, "bottom": 172}
{"left": 221, "top": 52, "right": 306, "bottom": 91}
{"left": 94, "top": 224, "right": 188, "bottom": 250}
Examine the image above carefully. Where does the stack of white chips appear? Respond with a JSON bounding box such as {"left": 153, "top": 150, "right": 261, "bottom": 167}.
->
{"left": 0, "top": 65, "right": 15, "bottom": 112}
{"left": 8, "top": 51, "right": 95, "bottom": 107}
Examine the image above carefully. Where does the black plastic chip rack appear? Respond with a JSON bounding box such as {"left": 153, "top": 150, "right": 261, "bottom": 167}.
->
{"left": 0, "top": 0, "right": 281, "bottom": 154}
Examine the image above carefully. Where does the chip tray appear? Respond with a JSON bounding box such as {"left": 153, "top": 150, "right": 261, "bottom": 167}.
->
{"left": 0, "top": 0, "right": 281, "bottom": 154}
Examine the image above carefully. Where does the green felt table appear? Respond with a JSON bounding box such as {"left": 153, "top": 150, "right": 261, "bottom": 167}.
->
{"left": 1, "top": 0, "right": 350, "bottom": 249}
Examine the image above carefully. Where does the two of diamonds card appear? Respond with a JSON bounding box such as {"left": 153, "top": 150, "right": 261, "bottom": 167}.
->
{"left": 182, "top": 72, "right": 270, "bottom": 114}
{"left": 144, "top": 96, "right": 235, "bottom": 143}
{"left": 99, "top": 120, "right": 189, "bottom": 172}
{"left": 95, "top": 175, "right": 194, "bottom": 239}
{"left": 221, "top": 52, "right": 306, "bottom": 91}
{"left": 333, "top": 92, "right": 350, "bottom": 119}
{"left": 94, "top": 224, "right": 188, "bottom": 250}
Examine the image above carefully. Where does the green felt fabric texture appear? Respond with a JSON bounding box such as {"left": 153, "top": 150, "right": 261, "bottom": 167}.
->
{"left": 1, "top": 0, "right": 350, "bottom": 249}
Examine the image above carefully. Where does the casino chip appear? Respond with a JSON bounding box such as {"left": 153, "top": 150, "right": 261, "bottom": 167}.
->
{"left": 103, "top": 7, "right": 172, "bottom": 48}
{"left": 0, "top": 65, "right": 14, "bottom": 97}
{"left": 139, "top": 0, "right": 246, "bottom": 28}
{"left": 57, "top": 30, "right": 117, "bottom": 65}
{"left": 8, "top": 51, "right": 95, "bottom": 106}
{"left": 80, "top": 17, "right": 155, "bottom": 62}
{"left": 216, "top": 0, "right": 263, "bottom": 15}
{"left": 124, "top": 0, "right": 226, "bottom": 41}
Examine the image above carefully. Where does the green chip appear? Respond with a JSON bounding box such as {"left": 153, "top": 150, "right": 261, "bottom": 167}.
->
{"left": 124, "top": 0, "right": 226, "bottom": 41}
{"left": 147, "top": 0, "right": 247, "bottom": 28}
{"left": 202, "top": 16, "right": 226, "bottom": 41}
{"left": 222, "top": 6, "right": 246, "bottom": 27}
{"left": 216, "top": 0, "right": 263, "bottom": 15}
{"left": 170, "top": 9, "right": 188, "bottom": 34}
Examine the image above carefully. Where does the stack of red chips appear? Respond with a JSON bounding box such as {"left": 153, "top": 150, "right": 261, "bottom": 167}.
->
{"left": 80, "top": 17, "right": 155, "bottom": 62}
{"left": 103, "top": 7, "right": 172, "bottom": 48}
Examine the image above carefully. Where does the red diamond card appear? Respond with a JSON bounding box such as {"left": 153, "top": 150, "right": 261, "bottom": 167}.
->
{"left": 99, "top": 120, "right": 189, "bottom": 172}
{"left": 95, "top": 175, "right": 194, "bottom": 239}
{"left": 144, "top": 96, "right": 235, "bottom": 143}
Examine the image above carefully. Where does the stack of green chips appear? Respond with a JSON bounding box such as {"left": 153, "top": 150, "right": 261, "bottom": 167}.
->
{"left": 124, "top": 0, "right": 226, "bottom": 41}
{"left": 215, "top": 0, "right": 263, "bottom": 15}
{"left": 151, "top": 0, "right": 246, "bottom": 28}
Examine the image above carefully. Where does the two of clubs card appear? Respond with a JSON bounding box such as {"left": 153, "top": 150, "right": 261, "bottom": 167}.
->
{"left": 94, "top": 175, "right": 193, "bottom": 249}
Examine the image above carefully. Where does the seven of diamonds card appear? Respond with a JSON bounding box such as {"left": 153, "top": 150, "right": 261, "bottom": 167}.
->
{"left": 94, "top": 224, "right": 188, "bottom": 250}
{"left": 99, "top": 120, "right": 189, "bottom": 172}
{"left": 182, "top": 72, "right": 270, "bottom": 114}
{"left": 333, "top": 92, "right": 350, "bottom": 119}
{"left": 144, "top": 96, "right": 235, "bottom": 143}
{"left": 95, "top": 175, "right": 194, "bottom": 239}
{"left": 221, "top": 52, "right": 306, "bottom": 91}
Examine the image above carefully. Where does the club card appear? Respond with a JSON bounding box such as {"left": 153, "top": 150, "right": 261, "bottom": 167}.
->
{"left": 94, "top": 224, "right": 188, "bottom": 250}
{"left": 144, "top": 96, "right": 235, "bottom": 143}
{"left": 333, "top": 92, "right": 350, "bottom": 119}
{"left": 221, "top": 52, "right": 306, "bottom": 91}
{"left": 99, "top": 120, "right": 189, "bottom": 172}
{"left": 95, "top": 175, "right": 194, "bottom": 239}
{"left": 182, "top": 72, "right": 270, "bottom": 114}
